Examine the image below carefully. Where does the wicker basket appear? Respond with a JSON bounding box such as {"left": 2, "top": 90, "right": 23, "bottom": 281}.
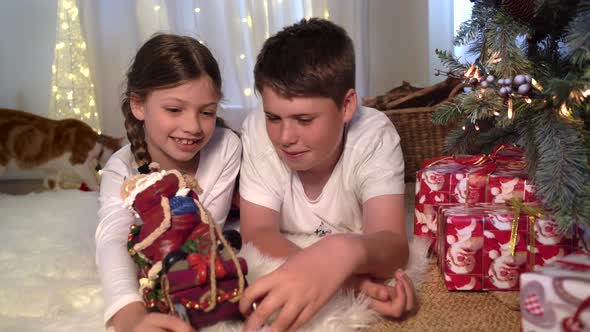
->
{"left": 382, "top": 106, "right": 453, "bottom": 181}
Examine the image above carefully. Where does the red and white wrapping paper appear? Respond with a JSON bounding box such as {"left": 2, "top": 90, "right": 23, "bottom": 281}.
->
{"left": 520, "top": 252, "right": 590, "bottom": 331}
{"left": 437, "top": 204, "right": 574, "bottom": 291}
{"left": 414, "top": 145, "right": 538, "bottom": 245}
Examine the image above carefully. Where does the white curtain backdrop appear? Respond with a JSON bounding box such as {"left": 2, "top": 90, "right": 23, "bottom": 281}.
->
{"left": 77, "top": 0, "right": 368, "bottom": 134}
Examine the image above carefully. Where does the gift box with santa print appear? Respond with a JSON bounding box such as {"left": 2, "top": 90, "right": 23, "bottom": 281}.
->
{"left": 520, "top": 252, "right": 590, "bottom": 331}
{"left": 414, "top": 144, "right": 538, "bottom": 246}
{"left": 436, "top": 202, "right": 575, "bottom": 291}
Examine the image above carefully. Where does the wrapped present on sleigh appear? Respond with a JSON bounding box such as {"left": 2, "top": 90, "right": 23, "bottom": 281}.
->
{"left": 121, "top": 164, "right": 248, "bottom": 329}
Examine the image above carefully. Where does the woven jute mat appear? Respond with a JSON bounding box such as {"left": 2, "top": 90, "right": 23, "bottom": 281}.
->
{"left": 366, "top": 260, "right": 521, "bottom": 332}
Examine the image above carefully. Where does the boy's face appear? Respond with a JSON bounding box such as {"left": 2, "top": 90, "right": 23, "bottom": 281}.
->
{"left": 262, "top": 87, "right": 356, "bottom": 175}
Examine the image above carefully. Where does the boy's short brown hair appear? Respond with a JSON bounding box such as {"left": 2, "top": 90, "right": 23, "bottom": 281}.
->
{"left": 254, "top": 18, "right": 355, "bottom": 108}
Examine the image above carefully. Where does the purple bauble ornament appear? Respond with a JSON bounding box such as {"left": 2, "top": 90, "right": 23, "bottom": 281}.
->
{"left": 499, "top": 87, "right": 508, "bottom": 95}
{"left": 518, "top": 83, "right": 531, "bottom": 94}
{"left": 514, "top": 75, "right": 526, "bottom": 86}
{"left": 504, "top": 77, "right": 513, "bottom": 86}
{"left": 486, "top": 75, "right": 495, "bottom": 83}
{"left": 497, "top": 78, "right": 505, "bottom": 86}
{"left": 480, "top": 81, "right": 489, "bottom": 88}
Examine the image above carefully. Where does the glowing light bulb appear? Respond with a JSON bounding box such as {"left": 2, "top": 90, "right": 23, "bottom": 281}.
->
{"left": 154, "top": 5, "right": 160, "bottom": 11}
{"left": 73, "top": 108, "right": 80, "bottom": 114}
{"left": 239, "top": 54, "right": 246, "bottom": 60}
{"left": 56, "top": 42, "right": 65, "bottom": 50}
{"left": 67, "top": 91, "right": 73, "bottom": 100}
{"left": 244, "top": 88, "right": 252, "bottom": 96}
{"left": 324, "top": 10, "right": 330, "bottom": 19}
{"left": 560, "top": 103, "right": 570, "bottom": 116}
{"left": 61, "top": 22, "right": 69, "bottom": 30}
{"left": 89, "top": 99, "right": 95, "bottom": 107}
{"left": 194, "top": 7, "right": 200, "bottom": 13}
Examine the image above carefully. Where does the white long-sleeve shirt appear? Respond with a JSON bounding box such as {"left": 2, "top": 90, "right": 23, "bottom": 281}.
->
{"left": 95, "top": 128, "right": 241, "bottom": 323}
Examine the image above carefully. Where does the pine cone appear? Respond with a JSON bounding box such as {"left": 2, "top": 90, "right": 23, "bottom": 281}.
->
{"left": 501, "top": 0, "right": 537, "bottom": 25}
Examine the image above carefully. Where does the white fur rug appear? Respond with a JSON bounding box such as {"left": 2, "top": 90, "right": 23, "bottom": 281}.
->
{"left": 0, "top": 191, "right": 429, "bottom": 332}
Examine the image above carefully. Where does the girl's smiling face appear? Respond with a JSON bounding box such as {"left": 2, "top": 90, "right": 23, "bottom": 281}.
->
{"left": 130, "top": 76, "right": 220, "bottom": 173}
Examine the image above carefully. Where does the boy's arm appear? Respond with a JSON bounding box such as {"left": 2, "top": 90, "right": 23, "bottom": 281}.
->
{"left": 239, "top": 197, "right": 300, "bottom": 258}
{"left": 354, "top": 193, "right": 408, "bottom": 278}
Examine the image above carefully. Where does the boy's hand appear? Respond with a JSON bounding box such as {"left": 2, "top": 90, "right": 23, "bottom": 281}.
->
{"left": 239, "top": 237, "right": 358, "bottom": 332}
{"left": 365, "top": 270, "right": 417, "bottom": 318}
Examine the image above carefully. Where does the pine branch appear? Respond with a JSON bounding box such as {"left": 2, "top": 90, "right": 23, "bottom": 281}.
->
{"left": 433, "top": 101, "right": 463, "bottom": 125}
{"left": 444, "top": 128, "right": 480, "bottom": 154}
{"left": 475, "top": 127, "right": 519, "bottom": 154}
{"left": 485, "top": 11, "right": 532, "bottom": 77}
{"left": 435, "top": 49, "right": 470, "bottom": 75}
{"left": 459, "top": 90, "right": 505, "bottom": 124}
{"left": 515, "top": 113, "right": 540, "bottom": 178}
{"left": 530, "top": 109, "right": 590, "bottom": 230}
{"left": 454, "top": 5, "right": 494, "bottom": 47}
{"left": 567, "top": 0, "right": 590, "bottom": 67}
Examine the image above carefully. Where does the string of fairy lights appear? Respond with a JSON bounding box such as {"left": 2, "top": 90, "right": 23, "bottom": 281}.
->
{"left": 456, "top": 57, "right": 590, "bottom": 131}
{"left": 48, "top": 0, "right": 101, "bottom": 133}
{"left": 48, "top": 0, "right": 332, "bottom": 132}
{"left": 152, "top": 0, "right": 330, "bottom": 100}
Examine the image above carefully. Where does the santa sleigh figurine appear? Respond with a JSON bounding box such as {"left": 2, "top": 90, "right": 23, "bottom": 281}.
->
{"left": 121, "top": 163, "right": 248, "bottom": 329}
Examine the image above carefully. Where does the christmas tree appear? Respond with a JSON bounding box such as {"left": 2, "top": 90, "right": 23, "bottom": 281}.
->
{"left": 433, "top": 0, "right": 589, "bottom": 230}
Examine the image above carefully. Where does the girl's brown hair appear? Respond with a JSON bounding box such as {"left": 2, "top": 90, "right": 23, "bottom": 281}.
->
{"left": 121, "top": 34, "right": 223, "bottom": 167}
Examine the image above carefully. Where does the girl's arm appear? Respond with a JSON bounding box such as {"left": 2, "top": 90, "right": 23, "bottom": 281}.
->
{"left": 95, "top": 159, "right": 145, "bottom": 329}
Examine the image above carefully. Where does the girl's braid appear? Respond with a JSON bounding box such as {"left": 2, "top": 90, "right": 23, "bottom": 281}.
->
{"left": 122, "top": 99, "right": 151, "bottom": 167}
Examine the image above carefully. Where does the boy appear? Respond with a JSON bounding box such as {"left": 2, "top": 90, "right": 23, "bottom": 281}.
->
{"left": 238, "top": 18, "right": 415, "bottom": 331}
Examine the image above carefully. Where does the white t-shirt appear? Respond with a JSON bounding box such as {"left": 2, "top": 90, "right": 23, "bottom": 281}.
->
{"left": 239, "top": 106, "right": 405, "bottom": 236}
{"left": 95, "top": 127, "right": 241, "bottom": 324}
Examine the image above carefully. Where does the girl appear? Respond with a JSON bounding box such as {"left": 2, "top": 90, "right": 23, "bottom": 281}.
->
{"left": 95, "top": 34, "right": 241, "bottom": 332}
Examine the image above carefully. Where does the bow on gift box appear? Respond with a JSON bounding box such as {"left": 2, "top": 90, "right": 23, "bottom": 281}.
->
{"left": 505, "top": 198, "right": 545, "bottom": 269}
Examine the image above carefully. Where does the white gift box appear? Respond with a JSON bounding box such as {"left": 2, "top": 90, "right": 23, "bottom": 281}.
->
{"left": 520, "top": 252, "right": 590, "bottom": 331}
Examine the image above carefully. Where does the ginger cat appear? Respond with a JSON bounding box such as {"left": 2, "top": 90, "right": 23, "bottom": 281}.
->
{"left": 0, "top": 108, "right": 123, "bottom": 191}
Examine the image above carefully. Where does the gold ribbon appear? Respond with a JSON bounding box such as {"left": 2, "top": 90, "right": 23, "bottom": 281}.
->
{"left": 505, "top": 198, "right": 545, "bottom": 269}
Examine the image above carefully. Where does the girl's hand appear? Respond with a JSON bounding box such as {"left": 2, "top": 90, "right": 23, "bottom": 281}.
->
{"left": 365, "top": 270, "right": 417, "bottom": 318}
{"left": 239, "top": 237, "right": 359, "bottom": 332}
{"left": 132, "top": 312, "right": 196, "bottom": 332}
